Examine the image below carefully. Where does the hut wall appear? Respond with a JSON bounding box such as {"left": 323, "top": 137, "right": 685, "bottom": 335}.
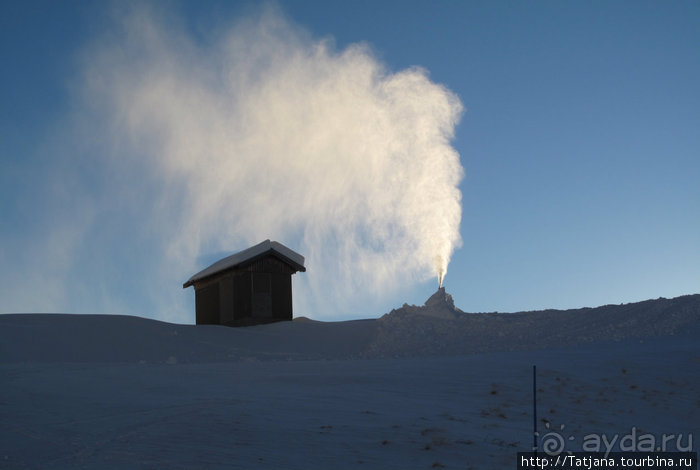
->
{"left": 218, "top": 275, "right": 235, "bottom": 325}
{"left": 245, "top": 256, "right": 294, "bottom": 321}
{"left": 271, "top": 273, "right": 292, "bottom": 320}
{"left": 252, "top": 272, "right": 272, "bottom": 318}
{"left": 193, "top": 254, "right": 297, "bottom": 326}
{"left": 195, "top": 282, "right": 220, "bottom": 324}
{"left": 232, "top": 272, "right": 252, "bottom": 324}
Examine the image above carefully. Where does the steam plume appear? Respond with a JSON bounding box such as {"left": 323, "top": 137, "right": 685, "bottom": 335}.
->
{"left": 82, "top": 5, "right": 464, "bottom": 318}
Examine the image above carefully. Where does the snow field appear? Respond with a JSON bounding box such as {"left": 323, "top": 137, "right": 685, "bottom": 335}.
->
{"left": 2, "top": 334, "right": 697, "bottom": 469}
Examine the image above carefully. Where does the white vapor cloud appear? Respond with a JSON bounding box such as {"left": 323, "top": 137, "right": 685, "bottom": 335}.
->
{"left": 78, "top": 4, "right": 464, "bottom": 319}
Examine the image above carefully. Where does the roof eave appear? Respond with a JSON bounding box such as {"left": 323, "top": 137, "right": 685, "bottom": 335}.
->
{"left": 182, "top": 249, "right": 305, "bottom": 289}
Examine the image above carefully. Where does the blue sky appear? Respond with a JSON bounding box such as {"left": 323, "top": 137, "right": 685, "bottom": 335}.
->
{"left": 1, "top": 1, "right": 698, "bottom": 322}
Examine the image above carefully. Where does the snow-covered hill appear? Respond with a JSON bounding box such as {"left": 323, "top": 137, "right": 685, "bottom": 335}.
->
{"left": 2, "top": 292, "right": 698, "bottom": 363}
{"left": 1, "top": 293, "right": 698, "bottom": 469}
{"left": 373, "top": 291, "right": 700, "bottom": 358}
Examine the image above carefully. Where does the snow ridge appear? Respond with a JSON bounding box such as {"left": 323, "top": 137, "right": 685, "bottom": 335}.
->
{"left": 0, "top": 293, "right": 698, "bottom": 363}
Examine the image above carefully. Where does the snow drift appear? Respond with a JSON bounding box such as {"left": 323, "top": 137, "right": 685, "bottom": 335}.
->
{"left": 1, "top": 293, "right": 698, "bottom": 363}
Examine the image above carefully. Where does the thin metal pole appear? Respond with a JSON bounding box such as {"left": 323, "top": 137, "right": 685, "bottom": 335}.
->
{"left": 533, "top": 364, "right": 538, "bottom": 455}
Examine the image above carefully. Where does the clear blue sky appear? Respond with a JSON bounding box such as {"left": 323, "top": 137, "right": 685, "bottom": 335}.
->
{"left": 1, "top": 0, "right": 698, "bottom": 322}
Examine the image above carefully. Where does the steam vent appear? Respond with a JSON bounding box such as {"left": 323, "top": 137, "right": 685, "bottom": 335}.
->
{"left": 424, "top": 286, "right": 457, "bottom": 311}
{"left": 183, "top": 240, "right": 305, "bottom": 327}
{"left": 386, "top": 286, "right": 465, "bottom": 320}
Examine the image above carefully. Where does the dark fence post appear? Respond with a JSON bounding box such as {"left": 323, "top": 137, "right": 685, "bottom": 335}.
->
{"left": 533, "top": 364, "right": 538, "bottom": 455}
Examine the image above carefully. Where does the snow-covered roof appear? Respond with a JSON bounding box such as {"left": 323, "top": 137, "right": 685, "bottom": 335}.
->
{"left": 183, "top": 240, "right": 305, "bottom": 288}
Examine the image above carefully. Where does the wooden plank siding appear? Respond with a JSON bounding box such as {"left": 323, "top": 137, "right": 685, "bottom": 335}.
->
{"left": 191, "top": 252, "right": 301, "bottom": 327}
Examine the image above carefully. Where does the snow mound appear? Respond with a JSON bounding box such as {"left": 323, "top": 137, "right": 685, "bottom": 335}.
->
{"left": 0, "top": 314, "right": 377, "bottom": 363}
{"left": 382, "top": 286, "right": 466, "bottom": 320}
{"left": 370, "top": 291, "right": 700, "bottom": 358}
{"left": 0, "top": 293, "right": 698, "bottom": 363}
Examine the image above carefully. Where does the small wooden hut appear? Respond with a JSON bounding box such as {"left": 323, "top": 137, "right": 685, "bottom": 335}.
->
{"left": 183, "top": 240, "right": 305, "bottom": 326}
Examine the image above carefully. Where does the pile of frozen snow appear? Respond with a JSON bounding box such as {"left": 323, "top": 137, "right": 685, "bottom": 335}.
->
{"left": 0, "top": 314, "right": 377, "bottom": 363}
{"left": 370, "top": 291, "right": 700, "bottom": 358}
{"left": 0, "top": 292, "right": 698, "bottom": 363}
